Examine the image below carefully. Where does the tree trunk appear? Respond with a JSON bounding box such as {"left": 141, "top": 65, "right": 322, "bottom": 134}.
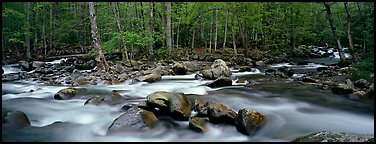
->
{"left": 344, "top": 2, "right": 354, "bottom": 51}
{"left": 231, "top": 3, "right": 237, "bottom": 55}
{"left": 214, "top": 5, "right": 218, "bottom": 51}
{"left": 209, "top": 5, "right": 214, "bottom": 52}
{"left": 42, "top": 8, "right": 47, "bottom": 56}
{"left": 236, "top": 3, "right": 246, "bottom": 55}
{"left": 111, "top": 2, "right": 129, "bottom": 61}
{"left": 49, "top": 4, "right": 53, "bottom": 52}
{"left": 222, "top": 4, "right": 229, "bottom": 51}
{"left": 129, "top": 2, "right": 134, "bottom": 60}
{"left": 148, "top": 2, "right": 154, "bottom": 59}
{"left": 324, "top": 2, "right": 345, "bottom": 60}
{"left": 34, "top": 6, "right": 38, "bottom": 51}
{"left": 356, "top": 3, "right": 366, "bottom": 53}
{"left": 176, "top": 24, "right": 179, "bottom": 48}
{"left": 81, "top": 2, "right": 86, "bottom": 52}
{"left": 166, "top": 2, "right": 172, "bottom": 51}
{"left": 191, "top": 28, "right": 195, "bottom": 49}
{"left": 89, "top": 2, "right": 109, "bottom": 72}
{"left": 25, "top": 2, "right": 31, "bottom": 59}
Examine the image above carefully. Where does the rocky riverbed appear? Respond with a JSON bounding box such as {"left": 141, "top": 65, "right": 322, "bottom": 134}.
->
{"left": 2, "top": 46, "right": 374, "bottom": 142}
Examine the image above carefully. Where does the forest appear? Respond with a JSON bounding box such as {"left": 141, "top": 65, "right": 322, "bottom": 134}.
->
{"left": 2, "top": 2, "right": 374, "bottom": 142}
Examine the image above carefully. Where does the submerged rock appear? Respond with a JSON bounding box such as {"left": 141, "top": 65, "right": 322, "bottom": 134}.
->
{"left": 235, "top": 109, "right": 265, "bottom": 135}
{"left": 292, "top": 131, "right": 374, "bottom": 142}
{"left": 84, "top": 92, "right": 124, "bottom": 106}
{"left": 2, "top": 111, "right": 31, "bottom": 128}
{"left": 206, "top": 76, "right": 232, "bottom": 88}
{"left": 107, "top": 107, "right": 159, "bottom": 134}
{"left": 189, "top": 116, "right": 208, "bottom": 132}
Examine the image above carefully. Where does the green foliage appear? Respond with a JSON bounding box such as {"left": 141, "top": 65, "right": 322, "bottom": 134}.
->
{"left": 349, "top": 53, "right": 374, "bottom": 83}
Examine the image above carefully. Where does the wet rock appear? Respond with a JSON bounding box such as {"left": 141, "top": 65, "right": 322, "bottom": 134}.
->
{"left": 239, "top": 66, "right": 253, "bottom": 72}
{"left": 353, "top": 90, "right": 367, "bottom": 98}
{"left": 297, "top": 61, "right": 309, "bottom": 65}
{"left": 354, "top": 79, "right": 369, "bottom": 90}
{"left": 189, "top": 116, "right": 208, "bottom": 132}
{"left": 265, "top": 69, "right": 276, "bottom": 75}
{"left": 71, "top": 69, "right": 82, "bottom": 81}
{"left": 118, "top": 73, "right": 129, "bottom": 82}
{"left": 366, "top": 83, "right": 374, "bottom": 98}
{"left": 75, "top": 60, "right": 96, "bottom": 70}
{"left": 63, "top": 65, "right": 75, "bottom": 73}
{"left": 193, "top": 99, "right": 208, "bottom": 116}
{"left": 207, "top": 101, "right": 237, "bottom": 124}
{"left": 75, "top": 76, "right": 88, "bottom": 85}
{"left": 54, "top": 87, "right": 83, "bottom": 100}
{"left": 292, "top": 131, "right": 374, "bottom": 142}
{"left": 331, "top": 79, "right": 355, "bottom": 95}
{"left": 172, "top": 61, "right": 187, "bottom": 75}
{"left": 169, "top": 92, "right": 192, "bottom": 120}
{"left": 146, "top": 91, "right": 173, "bottom": 109}
{"left": 31, "top": 61, "right": 45, "bottom": 69}
{"left": 200, "top": 59, "right": 231, "bottom": 80}
{"left": 19, "top": 61, "right": 31, "bottom": 71}
{"left": 235, "top": 109, "right": 265, "bottom": 135}
{"left": 2, "top": 111, "right": 30, "bottom": 128}
{"left": 114, "top": 63, "right": 126, "bottom": 74}
{"left": 277, "top": 66, "right": 294, "bottom": 77}
{"left": 107, "top": 107, "right": 159, "bottom": 133}
{"left": 206, "top": 76, "right": 232, "bottom": 88}
{"left": 138, "top": 73, "right": 161, "bottom": 83}
{"left": 322, "top": 80, "right": 336, "bottom": 90}
{"left": 301, "top": 77, "right": 318, "bottom": 83}
{"left": 84, "top": 92, "right": 124, "bottom": 106}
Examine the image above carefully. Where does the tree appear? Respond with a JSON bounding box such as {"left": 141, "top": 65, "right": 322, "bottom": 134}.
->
{"left": 24, "top": 2, "right": 31, "bottom": 59}
{"left": 111, "top": 2, "right": 129, "bottom": 61}
{"left": 148, "top": 2, "right": 155, "bottom": 59}
{"left": 324, "top": 2, "right": 345, "bottom": 60}
{"left": 214, "top": 4, "right": 218, "bottom": 51}
{"left": 162, "top": 2, "right": 172, "bottom": 52}
{"left": 231, "top": 3, "right": 237, "bottom": 55}
{"left": 222, "top": 3, "right": 229, "bottom": 50}
{"left": 89, "top": 2, "right": 109, "bottom": 72}
{"left": 344, "top": 2, "right": 354, "bottom": 51}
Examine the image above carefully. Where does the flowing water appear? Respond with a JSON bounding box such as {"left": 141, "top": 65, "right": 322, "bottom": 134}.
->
{"left": 2, "top": 55, "right": 373, "bottom": 142}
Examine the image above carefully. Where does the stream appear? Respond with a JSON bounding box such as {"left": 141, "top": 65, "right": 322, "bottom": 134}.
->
{"left": 2, "top": 51, "right": 374, "bottom": 142}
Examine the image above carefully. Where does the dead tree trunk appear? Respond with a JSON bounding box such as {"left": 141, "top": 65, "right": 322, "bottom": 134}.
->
{"left": 324, "top": 2, "right": 345, "bottom": 60}
{"left": 89, "top": 2, "right": 109, "bottom": 72}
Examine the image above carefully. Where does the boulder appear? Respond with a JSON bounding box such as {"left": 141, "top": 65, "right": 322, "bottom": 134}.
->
{"left": 146, "top": 91, "right": 173, "bottom": 110}
{"left": 146, "top": 91, "right": 192, "bottom": 120}
{"left": 354, "top": 79, "right": 369, "bottom": 90}
{"left": 71, "top": 69, "right": 83, "bottom": 81}
{"left": 331, "top": 79, "right": 355, "bottom": 95}
{"left": 189, "top": 116, "right": 208, "bottom": 132}
{"left": 74, "top": 76, "right": 88, "bottom": 86}
{"left": 138, "top": 73, "right": 161, "bottom": 83}
{"left": 239, "top": 66, "right": 253, "bottom": 72}
{"left": 235, "top": 109, "right": 265, "bottom": 135}
{"left": 193, "top": 99, "right": 208, "bottom": 116}
{"left": 292, "top": 131, "right": 374, "bottom": 142}
{"left": 172, "top": 62, "right": 187, "bottom": 75}
{"left": 265, "top": 69, "right": 276, "bottom": 75}
{"left": 206, "top": 101, "right": 237, "bottom": 124}
{"left": 107, "top": 107, "right": 159, "bottom": 133}
{"left": 277, "top": 66, "right": 294, "bottom": 77}
{"left": 19, "top": 61, "right": 31, "bottom": 71}
{"left": 200, "top": 59, "right": 231, "bottom": 80}
{"left": 2, "top": 111, "right": 31, "bottom": 128}
{"left": 84, "top": 92, "right": 124, "bottom": 106}
{"left": 31, "top": 61, "right": 45, "bottom": 69}
{"left": 206, "top": 76, "right": 232, "bottom": 88}
{"left": 169, "top": 92, "right": 192, "bottom": 120}
{"left": 301, "top": 77, "right": 318, "bottom": 83}
{"left": 54, "top": 87, "right": 84, "bottom": 100}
